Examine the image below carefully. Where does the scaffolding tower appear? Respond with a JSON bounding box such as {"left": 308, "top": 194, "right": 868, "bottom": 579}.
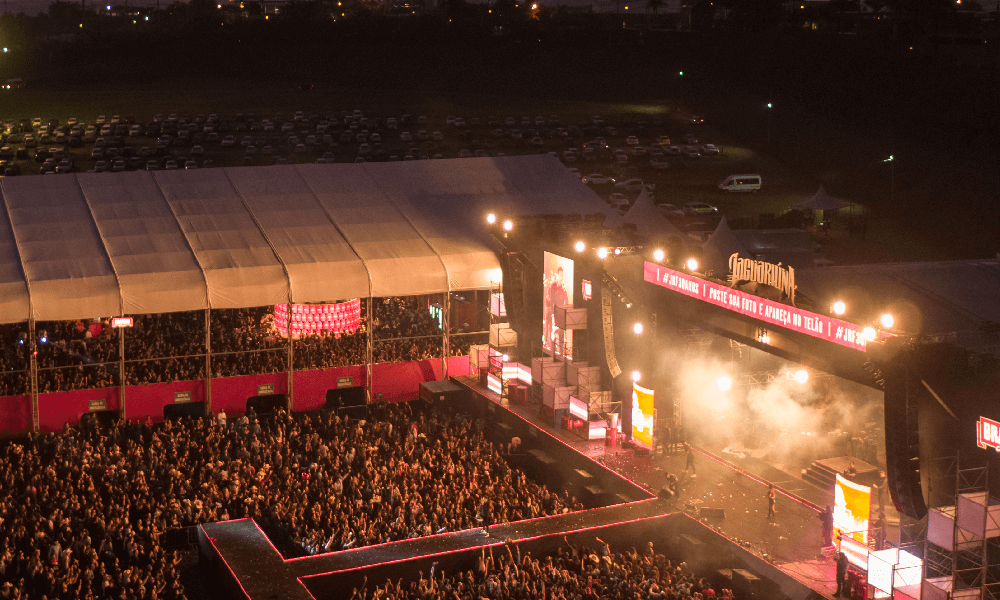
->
{"left": 923, "top": 460, "right": 1000, "bottom": 600}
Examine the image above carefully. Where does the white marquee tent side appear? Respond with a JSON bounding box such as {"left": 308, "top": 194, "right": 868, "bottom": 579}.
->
{"left": 0, "top": 156, "right": 613, "bottom": 324}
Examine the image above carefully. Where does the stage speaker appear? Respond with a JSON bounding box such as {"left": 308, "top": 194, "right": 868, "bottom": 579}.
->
{"left": 499, "top": 251, "right": 524, "bottom": 335}
{"left": 731, "top": 569, "right": 761, "bottom": 598}
{"left": 700, "top": 507, "right": 725, "bottom": 519}
{"left": 658, "top": 487, "right": 674, "bottom": 500}
{"left": 325, "top": 386, "right": 366, "bottom": 410}
{"left": 247, "top": 394, "right": 286, "bottom": 416}
{"left": 883, "top": 362, "right": 928, "bottom": 520}
{"left": 163, "top": 401, "right": 206, "bottom": 422}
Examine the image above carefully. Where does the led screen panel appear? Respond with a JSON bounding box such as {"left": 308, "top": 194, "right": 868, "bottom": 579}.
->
{"left": 631, "top": 382, "right": 655, "bottom": 450}
{"left": 835, "top": 474, "right": 871, "bottom": 545}
{"left": 543, "top": 252, "right": 574, "bottom": 359}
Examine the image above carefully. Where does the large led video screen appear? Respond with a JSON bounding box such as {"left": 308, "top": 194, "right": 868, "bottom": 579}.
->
{"left": 543, "top": 251, "right": 574, "bottom": 359}
{"left": 631, "top": 382, "right": 655, "bottom": 450}
{"left": 835, "top": 474, "right": 871, "bottom": 544}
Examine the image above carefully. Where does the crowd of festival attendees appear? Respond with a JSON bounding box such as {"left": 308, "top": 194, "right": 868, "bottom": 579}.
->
{"left": 0, "top": 400, "right": 577, "bottom": 599}
{"left": 353, "top": 539, "right": 731, "bottom": 600}
{"left": 0, "top": 296, "right": 487, "bottom": 395}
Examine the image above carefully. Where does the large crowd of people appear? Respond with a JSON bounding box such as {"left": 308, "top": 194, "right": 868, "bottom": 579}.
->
{"left": 354, "top": 539, "right": 729, "bottom": 600}
{"left": 0, "top": 400, "right": 577, "bottom": 599}
{"left": 0, "top": 296, "right": 488, "bottom": 395}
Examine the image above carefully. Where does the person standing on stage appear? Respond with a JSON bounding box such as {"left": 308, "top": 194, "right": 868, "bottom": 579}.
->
{"left": 685, "top": 443, "right": 696, "bottom": 477}
{"left": 874, "top": 510, "right": 888, "bottom": 550}
{"left": 481, "top": 497, "right": 493, "bottom": 535}
{"left": 820, "top": 505, "right": 835, "bottom": 547}
{"left": 834, "top": 551, "right": 849, "bottom": 597}
{"left": 767, "top": 485, "right": 776, "bottom": 522}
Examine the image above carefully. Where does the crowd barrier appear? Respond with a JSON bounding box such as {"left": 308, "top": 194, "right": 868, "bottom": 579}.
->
{"left": 1, "top": 356, "right": 472, "bottom": 435}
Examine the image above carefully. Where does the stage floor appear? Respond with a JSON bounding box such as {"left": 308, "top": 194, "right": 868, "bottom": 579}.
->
{"left": 454, "top": 376, "right": 883, "bottom": 600}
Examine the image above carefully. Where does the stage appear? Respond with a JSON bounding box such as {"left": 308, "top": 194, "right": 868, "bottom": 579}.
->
{"left": 452, "top": 375, "right": 891, "bottom": 600}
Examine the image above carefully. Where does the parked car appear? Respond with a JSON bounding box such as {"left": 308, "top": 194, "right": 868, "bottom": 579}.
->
{"left": 718, "top": 174, "right": 762, "bottom": 192}
{"left": 614, "top": 178, "right": 652, "bottom": 193}
{"left": 649, "top": 157, "right": 670, "bottom": 170}
{"left": 701, "top": 143, "right": 720, "bottom": 156}
{"left": 609, "top": 193, "right": 630, "bottom": 211}
{"left": 582, "top": 173, "right": 615, "bottom": 185}
{"left": 657, "top": 204, "right": 684, "bottom": 220}
{"left": 683, "top": 202, "right": 719, "bottom": 216}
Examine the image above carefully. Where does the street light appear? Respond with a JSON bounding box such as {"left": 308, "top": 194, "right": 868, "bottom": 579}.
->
{"left": 653, "top": 248, "right": 665, "bottom": 262}
{"left": 486, "top": 212, "right": 496, "bottom": 225}
{"left": 766, "top": 99, "right": 773, "bottom": 145}
{"left": 502, "top": 219, "right": 513, "bottom": 232}
{"left": 574, "top": 240, "right": 586, "bottom": 253}
{"left": 883, "top": 155, "right": 895, "bottom": 205}
{"left": 633, "top": 322, "right": 643, "bottom": 335}
{"left": 832, "top": 301, "right": 846, "bottom": 316}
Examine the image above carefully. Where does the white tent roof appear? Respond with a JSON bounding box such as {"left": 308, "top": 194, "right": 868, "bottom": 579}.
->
{"left": 606, "top": 187, "right": 687, "bottom": 242}
{"left": 0, "top": 156, "right": 608, "bottom": 323}
{"left": 794, "top": 185, "right": 853, "bottom": 212}
{"left": 702, "top": 216, "right": 750, "bottom": 275}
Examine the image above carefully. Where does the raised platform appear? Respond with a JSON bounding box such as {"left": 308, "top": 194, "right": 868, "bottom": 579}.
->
{"left": 803, "top": 456, "right": 880, "bottom": 489}
{"left": 200, "top": 501, "right": 671, "bottom": 600}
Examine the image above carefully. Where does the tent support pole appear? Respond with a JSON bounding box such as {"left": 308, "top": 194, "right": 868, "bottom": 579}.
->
{"left": 119, "top": 325, "right": 125, "bottom": 422}
{"left": 29, "top": 318, "right": 38, "bottom": 433}
{"left": 442, "top": 293, "right": 450, "bottom": 380}
{"left": 366, "top": 299, "right": 373, "bottom": 403}
{"left": 205, "top": 309, "right": 212, "bottom": 418}
{"left": 287, "top": 303, "right": 293, "bottom": 412}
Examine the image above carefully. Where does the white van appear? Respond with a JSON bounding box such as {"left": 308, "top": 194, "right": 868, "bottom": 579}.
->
{"left": 718, "top": 174, "right": 762, "bottom": 192}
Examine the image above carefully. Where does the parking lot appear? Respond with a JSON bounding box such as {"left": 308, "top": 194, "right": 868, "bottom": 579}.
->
{"left": 2, "top": 101, "right": 814, "bottom": 239}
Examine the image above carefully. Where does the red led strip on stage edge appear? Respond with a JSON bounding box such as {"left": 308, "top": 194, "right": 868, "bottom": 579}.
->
{"left": 643, "top": 262, "right": 869, "bottom": 352}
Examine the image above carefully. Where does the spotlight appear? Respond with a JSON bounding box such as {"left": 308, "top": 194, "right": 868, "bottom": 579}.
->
{"left": 486, "top": 212, "right": 497, "bottom": 225}
{"left": 633, "top": 322, "right": 643, "bottom": 335}
{"left": 716, "top": 376, "right": 732, "bottom": 391}
{"left": 653, "top": 248, "right": 665, "bottom": 262}
{"left": 502, "top": 219, "right": 513, "bottom": 232}
{"left": 880, "top": 313, "right": 894, "bottom": 329}
{"left": 631, "top": 370, "right": 641, "bottom": 382}
{"left": 501, "top": 353, "right": 509, "bottom": 362}
{"left": 686, "top": 258, "right": 699, "bottom": 272}
{"left": 863, "top": 327, "right": 877, "bottom": 342}
{"left": 759, "top": 333, "right": 770, "bottom": 345}
{"left": 793, "top": 369, "right": 809, "bottom": 384}
{"left": 625, "top": 303, "right": 632, "bottom": 308}
{"left": 597, "top": 247, "right": 608, "bottom": 259}
{"left": 574, "top": 240, "right": 586, "bottom": 253}
{"left": 614, "top": 248, "right": 621, "bottom": 256}
{"left": 40, "top": 336, "right": 48, "bottom": 344}
{"left": 832, "top": 301, "right": 846, "bottom": 316}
